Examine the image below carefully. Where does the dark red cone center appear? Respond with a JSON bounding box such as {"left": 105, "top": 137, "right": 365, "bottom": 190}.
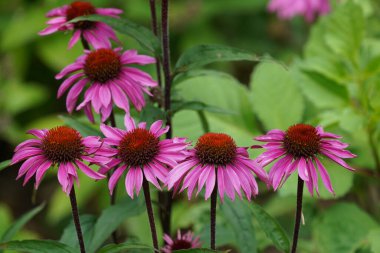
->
{"left": 195, "top": 133, "right": 237, "bottom": 165}
{"left": 171, "top": 239, "right": 193, "bottom": 250}
{"left": 66, "top": 1, "right": 96, "bottom": 29}
{"left": 84, "top": 49, "right": 122, "bottom": 83}
{"left": 118, "top": 128, "right": 159, "bottom": 167}
{"left": 41, "top": 126, "right": 84, "bottom": 163}
{"left": 284, "top": 124, "right": 321, "bottom": 158}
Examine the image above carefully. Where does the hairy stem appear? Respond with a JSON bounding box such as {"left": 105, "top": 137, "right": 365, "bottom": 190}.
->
{"left": 69, "top": 187, "right": 86, "bottom": 253}
{"left": 210, "top": 185, "right": 217, "bottom": 250}
{"left": 143, "top": 179, "right": 159, "bottom": 251}
{"left": 291, "top": 177, "right": 304, "bottom": 253}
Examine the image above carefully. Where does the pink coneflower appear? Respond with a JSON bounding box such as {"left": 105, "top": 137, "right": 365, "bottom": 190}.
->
{"left": 11, "top": 126, "right": 108, "bottom": 194}
{"left": 99, "top": 116, "right": 189, "bottom": 198}
{"left": 255, "top": 124, "right": 356, "bottom": 195}
{"left": 162, "top": 230, "right": 201, "bottom": 253}
{"left": 56, "top": 48, "right": 157, "bottom": 122}
{"left": 268, "top": 0, "right": 330, "bottom": 22}
{"left": 167, "top": 133, "right": 268, "bottom": 201}
{"left": 39, "top": 1, "right": 122, "bottom": 49}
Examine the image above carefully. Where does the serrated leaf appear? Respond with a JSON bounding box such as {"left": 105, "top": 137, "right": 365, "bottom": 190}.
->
{"left": 60, "top": 115, "right": 101, "bottom": 137}
{"left": 0, "top": 160, "right": 10, "bottom": 171}
{"left": 97, "top": 242, "right": 153, "bottom": 253}
{"left": 221, "top": 199, "right": 257, "bottom": 253}
{"left": 88, "top": 197, "right": 146, "bottom": 252}
{"left": 250, "top": 203, "right": 290, "bottom": 253}
{"left": 0, "top": 240, "right": 76, "bottom": 253}
{"left": 0, "top": 204, "right": 45, "bottom": 247}
{"left": 174, "top": 44, "right": 259, "bottom": 74}
{"left": 71, "top": 15, "right": 160, "bottom": 55}
{"left": 250, "top": 62, "right": 304, "bottom": 130}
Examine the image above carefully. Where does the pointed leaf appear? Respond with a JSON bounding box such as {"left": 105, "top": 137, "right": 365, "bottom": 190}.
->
{"left": 0, "top": 240, "right": 76, "bottom": 253}
{"left": 97, "top": 242, "right": 153, "bottom": 253}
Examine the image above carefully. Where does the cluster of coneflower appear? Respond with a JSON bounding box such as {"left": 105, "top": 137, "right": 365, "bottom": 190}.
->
{"left": 9, "top": 1, "right": 355, "bottom": 253}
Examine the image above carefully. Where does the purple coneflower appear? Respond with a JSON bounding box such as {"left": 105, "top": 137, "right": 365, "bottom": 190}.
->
{"left": 11, "top": 126, "right": 108, "bottom": 194}
{"left": 56, "top": 48, "right": 157, "bottom": 122}
{"left": 255, "top": 124, "right": 355, "bottom": 253}
{"left": 167, "top": 132, "right": 267, "bottom": 250}
{"left": 100, "top": 116, "right": 189, "bottom": 197}
{"left": 162, "top": 230, "right": 201, "bottom": 253}
{"left": 39, "top": 1, "right": 122, "bottom": 49}
{"left": 100, "top": 116, "right": 189, "bottom": 251}
{"left": 268, "top": 0, "right": 330, "bottom": 22}
{"left": 167, "top": 133, "right": 268, "bottom": 201}
{"left": 255, "top": 124, "right": 356, "bottom": 195}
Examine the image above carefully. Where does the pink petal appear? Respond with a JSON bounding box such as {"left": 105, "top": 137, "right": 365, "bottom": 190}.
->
{"left": 109, "top": 165, "right": 127, "bottom": 194}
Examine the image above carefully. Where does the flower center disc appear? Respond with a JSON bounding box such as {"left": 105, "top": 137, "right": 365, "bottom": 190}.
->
{"left": 118, "top": 128, "right": 159, "bottom": 167}
{"left": 171, "top": 240, "right": 192, "bottom": 250}
{"left": 284, "top": 124, "right": 321, "bottom": 158}
{"left": 66, "top": 1, "right": 96, "bottom": 29}
{"left": 195, "top": 133, "right": 237, "bottom": 165}
{"left": 84, "top": 49, "right": 122, "bottom": 83}
{"left": 41, "top": 126, "right": 84, "bottom": 163}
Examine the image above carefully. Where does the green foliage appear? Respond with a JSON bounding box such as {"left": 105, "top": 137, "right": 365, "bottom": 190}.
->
{"left": 0, "top": 240, "right": 76, "bottom": 253}
{"left": 221, "top": 199, "right": 257, "bottom": 253}
{"left": 0, "top": 204, "right": 45, "bottom": 248}
{"left": 250, "top": 203, "right": 290, "bottom": 253}
{"left": 0, "top": 160, "right": 10, "bottom": 171}
{"left": 250, "top": 62, "right": 304, "bottom": 130}
{"left": 60, "top": 115, "right": 102, "bottom": 137}
{"left": 60, "top": 215, "right": 96, "bottom": 251}
{"left": 174, "top": 44, "right": 259, "bottom": 74}
{"left": 96, "top": 242, "right": 153, "bottom": 253}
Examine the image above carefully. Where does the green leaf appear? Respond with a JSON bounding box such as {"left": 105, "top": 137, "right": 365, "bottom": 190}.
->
{"left": 0, "top": 204, "right": 45, "bottom": 244}
{"left": 173, "top": 249, "right": 221, "bottom": 253}
{"left": 174, "top": 44, "right": 259, "bottom": 74}
{"left": 139, "top": 103, "right": 166, "bottom": 126}
{"left": 97, "top": 242, "right": 153, "bottom": 253}
{"left": 250, "top": 62, "right": 304, "bottom": 130}
{"left": 173, "top": 70, "right": 236, "bottom": 87}
{"left": 60, "top": 115, "right": 101, "bottom": 137}
{"left": 250, "top": 203, "right": 290, "bottom": 253}
{"left": 60, "top": 215, "right": 96, "bottom": 251}
{"left": 0, "top": 240, "right": 76, "bottom": 253}
{"left": 71, "top": 15, "right": 160, "bottom": 55}
{"left": 172, "top": 100, "right": 235, "bottom": 115}
{"left": 88, "top": 197, "right": 146, "bottom": 252}
{"left": 0, "top": 160, "right": 10, "bottom": 171}
{"left": 313, "top": 203, "right": 378, "bottom": 253}
{"left": 221, "top": 199, "right": 257, "bottom": 253}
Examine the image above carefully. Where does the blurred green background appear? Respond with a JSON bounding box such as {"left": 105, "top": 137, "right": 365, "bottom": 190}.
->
{"left": 1, "top": 0, "right": 380, "bottom": 252}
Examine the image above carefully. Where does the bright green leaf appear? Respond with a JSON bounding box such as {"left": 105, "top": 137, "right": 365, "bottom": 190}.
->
{"left": 313, "top": 203, "right": 378, "bottom": 253}
{"left": 250, "top": 62, "right": 304, "bottom": 130}
{"left": 250, "top": 203, "right": 290, "bottom": 253}
{"left": 174, "top": 44, "right": 259, "bottom": 74}
{"left": 60, "top": 115, "right": 101, "bottom": 137}
{"left": 0, "top": 240, "right": 76, "bottom": 253}
{"left": 221, "top": 199, "right": 257, "bottom": 253}
{"left": 0, "top": 204, "right": 45, "bottom": 245}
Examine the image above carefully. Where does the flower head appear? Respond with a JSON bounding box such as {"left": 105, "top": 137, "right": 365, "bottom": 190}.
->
{"left": 255, "top": 124, "right": 356, "bottom": 195}
{"left": 268, "top": 0, "right": 330, "bottom": 22}
{"left": 167, "top": 133, "right": 268, "bottom": 201}
{"left": 11, "top": 126, "right": 109, "bottom": 194}
{"left": 56, "top": 48, "right": 157, "bottom": 122}
{"left": 162, "top": 230, "right": 201, "bottom": 253}
{"left": 39, "top": 1, "right": 122, "bottom": 49}
{"left": 100, "top": 116, "right": 189, "bottom": 198}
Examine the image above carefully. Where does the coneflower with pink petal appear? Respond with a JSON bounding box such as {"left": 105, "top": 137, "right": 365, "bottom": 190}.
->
{"left": 11, "top": 126, "right": 111, "bottom": 253}
{"left": 56, "top": 48, "right": 157, "bottom": 123}
{"left": 254, "top": 124, "right": 356, "bottom": 253}
{"left": 39, "top": 1, "right": 122, "bottom": 49}
{"left": 100, "top": 115, "right": 189, "bottom": 251}
{"left": 167, "top": 132, "right": 268, "bottom": 250}
{"left": 162, "top": 230, "right": 201, "bottom": 253}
